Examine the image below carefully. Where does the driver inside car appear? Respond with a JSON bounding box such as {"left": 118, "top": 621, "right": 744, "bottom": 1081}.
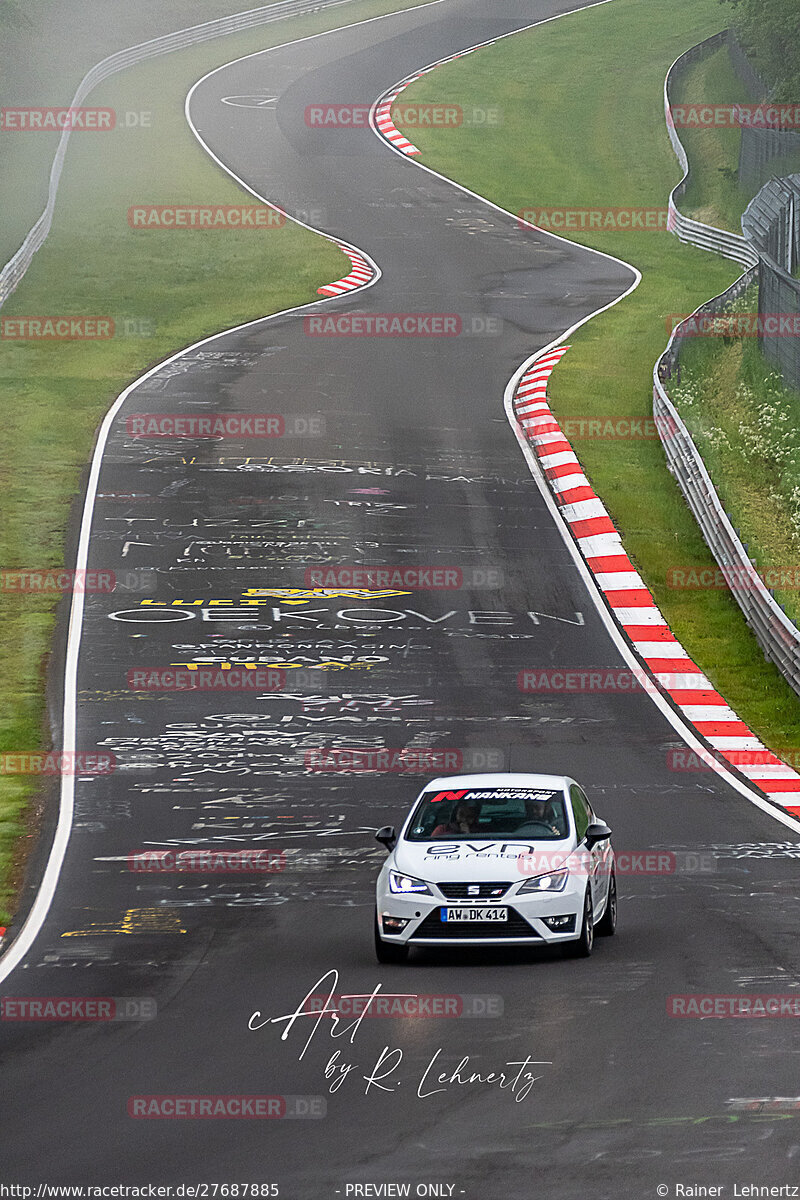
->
{"left": 522, "top": 798, "right": 565, "bottom": 836}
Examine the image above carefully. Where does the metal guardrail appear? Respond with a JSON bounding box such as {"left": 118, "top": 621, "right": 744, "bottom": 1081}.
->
{"left": 743, "top": 174, "right": 800, "bottom": 270}
{"left": 664, "top": 31, "right": 759, "bottom": 269}
{"left": 653, "top": 302, "right": 800, "bottom": 694}
{"left": 656, "top": 39, "right": 800, "bottom": 697}
{"left": 0, "top": 0, "right": 353, "bottom": 308}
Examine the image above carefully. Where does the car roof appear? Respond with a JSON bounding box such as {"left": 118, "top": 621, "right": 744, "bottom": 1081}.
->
{"left": 420, "top": 772, "right": 572, "bottom": 791}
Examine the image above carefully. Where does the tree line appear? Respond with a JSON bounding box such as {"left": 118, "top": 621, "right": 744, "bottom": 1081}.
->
{"left": 721, "top": 0, "right": 800, "bottom": 101}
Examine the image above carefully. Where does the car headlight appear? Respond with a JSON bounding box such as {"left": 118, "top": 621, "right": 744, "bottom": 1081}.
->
{"left": 388, "top": 870, "right": 432, "bottom": 895}
{"left": 518, "top": 868, "right": 569, "bottom": 894}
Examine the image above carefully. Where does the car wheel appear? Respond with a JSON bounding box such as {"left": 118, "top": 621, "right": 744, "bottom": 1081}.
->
{"left": 374, "top": 911, "right": 409, "bottom": 964}
{"left": 596, "top": 870, "right": 617, "bottom": 937}
{"left": 566, "top": 886, "right": 594, "bottom": 957}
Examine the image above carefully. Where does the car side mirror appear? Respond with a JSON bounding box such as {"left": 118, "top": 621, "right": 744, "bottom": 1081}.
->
{"left": 585, "top": 822, "right": 612, "bottom": 849}
{"left": 375, "top": 825, "right": 396, "bottom": 851}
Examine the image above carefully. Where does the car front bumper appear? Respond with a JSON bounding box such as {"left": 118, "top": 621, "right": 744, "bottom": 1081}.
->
{"left": 376, "top": 879, "right": 588, "bottom": 946}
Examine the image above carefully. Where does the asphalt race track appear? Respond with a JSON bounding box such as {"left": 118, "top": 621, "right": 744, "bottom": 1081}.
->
{"left": 3, "top": 1, "right": 800, "bottom": 1195}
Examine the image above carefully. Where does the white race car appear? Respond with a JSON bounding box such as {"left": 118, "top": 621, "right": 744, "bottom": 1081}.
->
{"left": 374, "top": 773, "right": 616, "bottom": 962}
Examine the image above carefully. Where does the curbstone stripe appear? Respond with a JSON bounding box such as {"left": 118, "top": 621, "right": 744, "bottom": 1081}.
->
{"left": 514, "top": 346, "right": 800, "bottom": 815}
{"left": 317, "top": 242, "right": 374, "bottom": 295}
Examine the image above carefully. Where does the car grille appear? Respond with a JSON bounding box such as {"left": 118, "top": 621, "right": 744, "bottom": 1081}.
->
{"left": 437, "top": 881, "right": 511, "bottom": 900}
{"left": 412, "top": 907, "right": 541, "bottom": 940}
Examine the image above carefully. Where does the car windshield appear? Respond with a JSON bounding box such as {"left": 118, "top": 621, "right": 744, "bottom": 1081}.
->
{"left": 405, "top": 786, "right": 569, "bottom": 841}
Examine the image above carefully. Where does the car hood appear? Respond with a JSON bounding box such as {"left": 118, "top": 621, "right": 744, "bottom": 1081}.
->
{"left": 393, "top": 837, "right": 576, "bottom": 882}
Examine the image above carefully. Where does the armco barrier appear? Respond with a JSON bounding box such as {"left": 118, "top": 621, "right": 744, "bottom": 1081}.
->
{"left": 0, "top": 0, "right": 357, "bottom": 309}
{"left": 743, "top": 175, "right": 800, "bottom": 268}
{"left": 657, "top": 38, "right": 800, "bottom": 698}
{"left": 653, "top": 278, "right": 800, "bottom": 698}
{"left": 664, "top": 31, "right": 758, "bottom": 270}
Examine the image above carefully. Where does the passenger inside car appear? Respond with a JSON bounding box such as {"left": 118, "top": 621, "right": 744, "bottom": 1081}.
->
{"left": 432, "top": 799, "right": 482, "bottom": 836}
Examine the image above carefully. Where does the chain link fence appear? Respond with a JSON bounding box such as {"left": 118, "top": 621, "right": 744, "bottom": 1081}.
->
{"left": 742, "top": 174, "right": 800, "bottom": 390}
{"left": 727, "top": 31, "right": 800, "bottom": 189}
{"left": 726, "top": 28, "right": 764, "bottom": 101}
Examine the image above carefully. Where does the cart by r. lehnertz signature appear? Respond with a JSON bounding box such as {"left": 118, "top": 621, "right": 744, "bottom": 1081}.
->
{"left": 248, "top": 968, "right": 550, "bottom": 1102}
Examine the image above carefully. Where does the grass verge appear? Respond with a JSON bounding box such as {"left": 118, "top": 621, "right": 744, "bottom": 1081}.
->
{"left": 392, "top": 0, "right": 800, "bottom": 757}
{"left": 0, "top": 0, "right": 440, "bottom": 926}
{"left": 672, "top": 296, "right": 800, "bottom": 626}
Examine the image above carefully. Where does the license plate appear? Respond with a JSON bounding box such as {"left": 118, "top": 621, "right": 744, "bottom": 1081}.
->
{"left": 441, "top": 907, "right": 508, "bottom": 923}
